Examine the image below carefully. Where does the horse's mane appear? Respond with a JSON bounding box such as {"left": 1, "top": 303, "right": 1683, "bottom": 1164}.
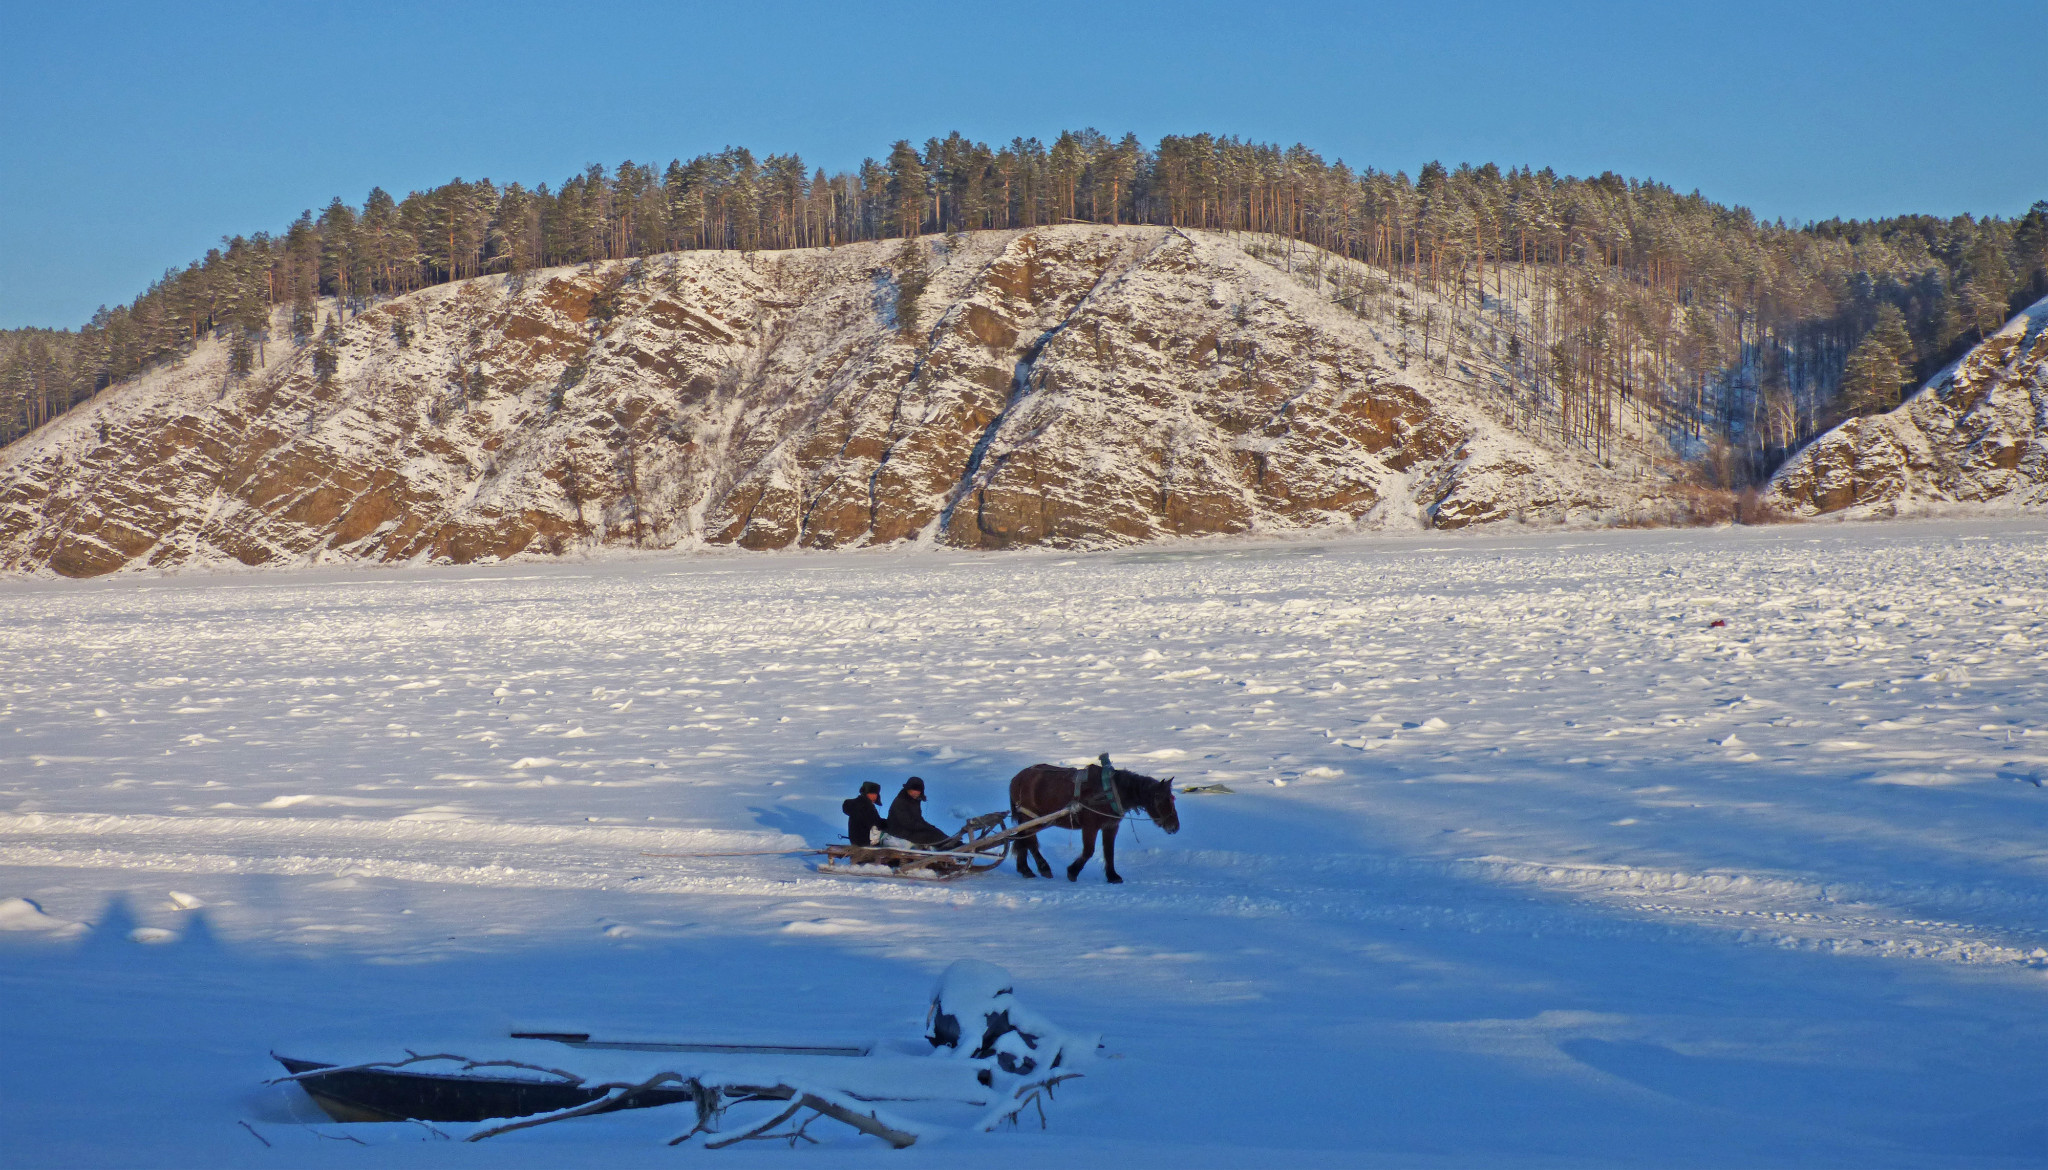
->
{"left": 1112, "top": 767, "right": 1167, "bottom": 808}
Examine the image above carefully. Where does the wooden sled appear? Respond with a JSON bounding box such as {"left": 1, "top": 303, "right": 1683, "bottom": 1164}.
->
{"left": 819, "top": 804, "right": 1079, "bottom": 881}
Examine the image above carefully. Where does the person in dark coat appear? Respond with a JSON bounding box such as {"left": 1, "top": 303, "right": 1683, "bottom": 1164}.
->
{"left": 886, "top": 777, "right": 949, "bottom": 846}
{"left": 842, "top": 781, "right": 887, "bottom": 847}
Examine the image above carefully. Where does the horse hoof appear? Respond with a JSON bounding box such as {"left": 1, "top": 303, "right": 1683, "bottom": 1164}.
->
{"left": 1106, "top": 874, "right": 1124, "bottom": 885}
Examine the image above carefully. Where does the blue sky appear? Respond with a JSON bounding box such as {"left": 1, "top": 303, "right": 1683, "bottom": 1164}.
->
{"left": 3, "top": 0, "right": 2043, "bottom": 329}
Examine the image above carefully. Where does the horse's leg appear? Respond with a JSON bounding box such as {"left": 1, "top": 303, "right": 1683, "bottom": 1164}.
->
{"left": 1031, "top": 835, "right": 1053, "bottom": 877}
{"left": 1101, "top": 822, "right": 1123, "bottom": 884}
{"left": 1067, "top": 823, "right": 1097, "bottom": 882}
{"left": 1014, "top": 830, "right": 1036, "bottom": 877}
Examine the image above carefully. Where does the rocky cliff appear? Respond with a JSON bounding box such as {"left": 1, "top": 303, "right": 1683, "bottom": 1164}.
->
{"left": 0, "top": 226, "right": 1696, "bottom": 577}
{"left": 1768, "top": 296, "right": 2048, "bottom": 516}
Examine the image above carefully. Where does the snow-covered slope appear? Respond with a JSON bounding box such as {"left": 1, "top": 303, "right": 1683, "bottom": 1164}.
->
{"left": 1769, "top": 295, "right": 2048, "bottom": 515}
{"left": 1, "top": 227, "right": 1700, "bottom": 577}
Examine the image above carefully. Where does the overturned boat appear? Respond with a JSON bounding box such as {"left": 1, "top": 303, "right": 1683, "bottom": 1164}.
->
{"left": 269, "top": 962, "right": 1093, "bottom": 1147}
{"left": 274, "top": 1053, "right": 696, "bottom": 1123}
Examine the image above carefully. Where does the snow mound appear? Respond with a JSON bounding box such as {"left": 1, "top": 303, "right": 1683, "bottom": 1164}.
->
{"left": 926, "top": 959, "right": 1093, "bottom": 1079}
{"left": 0, "top": 896, "right": 85, "bottom": 936}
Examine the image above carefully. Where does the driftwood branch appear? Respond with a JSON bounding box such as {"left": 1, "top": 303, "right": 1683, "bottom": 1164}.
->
{"left": 702, "top": 1100, "right": 806, "bottom": 1149}
{"left": 674, "top": 1085, "right": 917, "bottom": 1150}
{"left": 666, "top": 1076, "right": 729, "bottom": 1145}
{"left": 786, "top": 1112, "right": 825, "bottom": 1146}
{"left": 312, "top": 1129, "right": 368, "bottom": 1145}
{"left": 464, "top": 1072, "right": 695, "bottom": 1142}
{"left": 983, "top": 1073, "right": 1084, "bottom": 1132}
{"left": 797, "top": 1091, "right": 918, "bottom": 1149}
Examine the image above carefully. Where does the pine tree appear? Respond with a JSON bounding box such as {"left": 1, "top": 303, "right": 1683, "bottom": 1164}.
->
{"left": 1841, "top": 334, "right": 1905, "bottom": 414}
{"left": 312, "top": 317, "right": 340, "bottom": 382}
{"left": 1867, "top": 303, "right": 1915, "bottom": 374}
{"left": 2014, "top": 201, "right": 2048, "bottom": 296}
{"left": 885, "top": 141, "right": 926, "bottom": 238}
{"left": 227, "top": 327, "right": 255, "bottom": 377}
{"left": 290, "top": 287, "right": 315, "bottom": 341}
{"left": 891, "top": 237, "right": 928, "bottom": 340}
{"left": 1963, "top": 234, "right": 2016, "bottom": 338}
{"left": 318, "top": 198, "right": 358, "bottom": 320}
{"left": 286, "top": 211, "right": 319, "bottom": 340}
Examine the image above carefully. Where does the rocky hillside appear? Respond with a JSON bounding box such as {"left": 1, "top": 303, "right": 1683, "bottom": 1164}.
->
{"left": 0, "top": 227, "right": 1702, "bottom": 577}
{"left": 1769, "top": 296, "right": 2048, "bottom": 516}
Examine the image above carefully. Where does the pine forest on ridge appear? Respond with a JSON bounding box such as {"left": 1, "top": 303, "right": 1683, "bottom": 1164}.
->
{"left": 6, "top": 128, "right": 2047, "bottom": 488}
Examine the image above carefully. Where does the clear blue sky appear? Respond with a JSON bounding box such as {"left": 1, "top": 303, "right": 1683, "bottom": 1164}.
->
{"left": 3, "top": 0, "right": 2043, "bottom": 329}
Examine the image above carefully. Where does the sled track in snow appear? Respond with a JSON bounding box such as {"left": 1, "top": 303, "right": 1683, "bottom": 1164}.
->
{"left": 5, "top": 812, "right": 2044, "bottom": 970}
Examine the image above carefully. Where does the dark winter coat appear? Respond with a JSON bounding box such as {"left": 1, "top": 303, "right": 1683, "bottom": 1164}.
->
{"left": 842, "top": 796, "right": 888, "bottom": 847}
{"left": 887, "top": 788, "right": 948, "bottom": 846}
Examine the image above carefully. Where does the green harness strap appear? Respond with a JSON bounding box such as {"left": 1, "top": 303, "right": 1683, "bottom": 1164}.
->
{"left": 1098, "top": 752, "right": 1123, "bottom": 816}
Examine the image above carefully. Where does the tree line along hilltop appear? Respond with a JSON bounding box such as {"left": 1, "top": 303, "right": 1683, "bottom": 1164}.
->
{"left": 4, "top": 129, "right": 2044, "bottom": 484}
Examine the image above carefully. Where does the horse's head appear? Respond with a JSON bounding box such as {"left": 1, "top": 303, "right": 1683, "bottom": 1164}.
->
{"left": 1134, "top": 772, "right": 1180, "bottom": 834}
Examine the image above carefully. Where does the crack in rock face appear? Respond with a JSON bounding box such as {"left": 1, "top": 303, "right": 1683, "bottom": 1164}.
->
{"left": 1769, "top": 295, "right": 2048, "bottom": 517}
{"left": 2, "top": 226, "right": 1697, "bottom": 577}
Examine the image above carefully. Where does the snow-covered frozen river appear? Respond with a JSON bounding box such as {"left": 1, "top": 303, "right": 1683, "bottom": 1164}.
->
{"left": 4, "top": 519, "right": 2046, "bottom": 1167}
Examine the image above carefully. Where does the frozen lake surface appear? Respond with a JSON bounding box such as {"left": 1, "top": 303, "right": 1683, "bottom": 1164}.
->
{"left": 3, "top": 519, "right": 2046, "bottom": 1166}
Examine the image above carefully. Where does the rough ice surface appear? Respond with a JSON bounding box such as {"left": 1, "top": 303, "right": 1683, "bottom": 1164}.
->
{"left": 3, "top": 518, "right": 2047, "bottom": 1166}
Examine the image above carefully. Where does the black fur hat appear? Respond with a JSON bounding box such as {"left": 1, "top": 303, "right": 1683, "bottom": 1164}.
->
{"left": 859, "top": 780, "right": 881, "bottom": 795}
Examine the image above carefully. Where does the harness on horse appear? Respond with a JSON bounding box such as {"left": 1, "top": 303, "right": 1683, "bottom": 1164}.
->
{"left": 1093, "top": 752, "right": 1124, "bottom": 817}
{"left": 1017, "top": 754, "right": 1127, "bottom": 828}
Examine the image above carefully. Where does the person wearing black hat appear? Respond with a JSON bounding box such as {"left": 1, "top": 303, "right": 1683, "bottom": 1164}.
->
{"left": 842, "top": 781, "right": 887, "bottom": 847}
{"left": 885, "top": 776, "right": 950, "bottom": 847}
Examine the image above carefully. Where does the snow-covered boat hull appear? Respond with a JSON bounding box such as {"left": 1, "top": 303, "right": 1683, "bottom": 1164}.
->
{"left": 273, "top": 1055, "right": 695, "bottom": 1123}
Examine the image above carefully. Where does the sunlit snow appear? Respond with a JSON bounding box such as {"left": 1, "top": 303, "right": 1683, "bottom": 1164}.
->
{"left": 3, "top": 518, "right": 2046, "bottom": 1166}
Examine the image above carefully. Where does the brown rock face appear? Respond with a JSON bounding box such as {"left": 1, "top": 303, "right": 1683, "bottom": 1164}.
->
{"left": 1769, "top": 296, "right": 2048, "bottom": 516}
{"left": 0, "top": 227, "right": 1678, "bottom": 577}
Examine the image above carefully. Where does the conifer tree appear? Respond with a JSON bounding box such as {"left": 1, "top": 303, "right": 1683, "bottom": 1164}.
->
{"left": 892, "top": 237, "right": 928, "bottom": 339}
{"left": 312, "top": 317, "right": 339, "bottom": 383}
{"left": 886, "top": 141, "right": 926, "bottom": 238}
{"left": 227, "top": 327, "right": 255, "bottom": 378}
{"left": 1867, "top": 304, "right": 1915, "bottom": 373}
{"left": 286, "top": 212, "right": 319, "bottom": 340}
{"left": 1841, "top": 334, "right": 1906, "bottom": 414}
{"left": 2013, "top": 201, "right": 2048, "bottom": 296}
{"left": 1963, "top": 235, "right": 2016, "bottom": 338}
{"left": 318, "top": 199, "right": 358, "bottom": 319}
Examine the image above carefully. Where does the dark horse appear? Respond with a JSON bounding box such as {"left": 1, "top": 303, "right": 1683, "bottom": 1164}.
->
{"left": 1007, "top": 762, "right": 1180, "bottom": 883}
